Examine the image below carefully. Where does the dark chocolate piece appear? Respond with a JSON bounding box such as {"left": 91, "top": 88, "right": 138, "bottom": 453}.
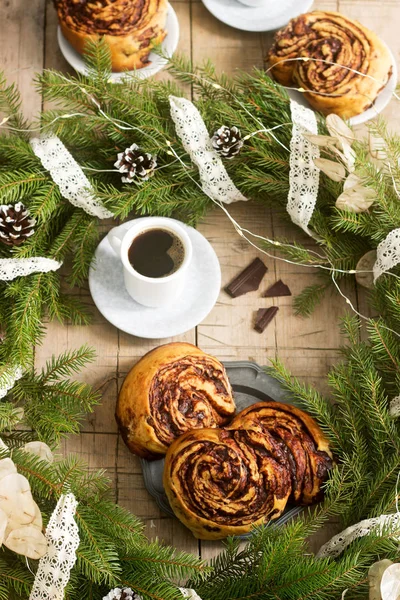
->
{"left": 254, "top": 306, "right": 279, "bottom": 333}
{"left": 263, "top": 279, "right": 291, "bottom": 298}
{"left": 225, "top": 258, "right": 267, "bottom": 298}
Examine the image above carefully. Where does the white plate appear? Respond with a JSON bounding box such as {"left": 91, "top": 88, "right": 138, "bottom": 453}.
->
{"left": 285, "top": 44, "right": 398, "bottom": 126}
{"left": 88, "top": 218, "right": 221, "bottom": 339}
{"left": 57, "top": 3, "right": 179, "bottom": 82}
{"left": 200, "top": 0, "right": 314, "bottom": 32}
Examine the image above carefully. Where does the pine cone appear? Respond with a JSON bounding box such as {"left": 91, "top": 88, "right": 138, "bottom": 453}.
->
{"left": 211, "top": 126, "right": 244, "bottom": 159}
{"left": 0, "top": 203, "right": 35, "bottom": 247}
{"left": 103, "top": 588, "right": 138, "bottom": 600}
{"left": 114, "top": 144, "right": 157, "bottom": 183}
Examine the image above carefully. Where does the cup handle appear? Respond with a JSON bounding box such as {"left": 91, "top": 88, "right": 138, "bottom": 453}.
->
{"left": 107, "top": 224, "right": 130, "bottom": 255}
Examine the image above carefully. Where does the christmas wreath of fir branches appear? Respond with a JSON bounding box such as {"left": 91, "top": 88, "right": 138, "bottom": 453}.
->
{"left": 0, "top": 42, "right": 399, "bottom": 599}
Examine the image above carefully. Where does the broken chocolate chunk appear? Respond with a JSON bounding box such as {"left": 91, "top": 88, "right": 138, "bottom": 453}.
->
{"left": 263, "top": 279, "right": 291, "bottom": 298}
{"left": 225, "top": 258, "right": 267, "bottom": 298}
{"left": 254, "top": 306, "right": 279, "bottom": 333}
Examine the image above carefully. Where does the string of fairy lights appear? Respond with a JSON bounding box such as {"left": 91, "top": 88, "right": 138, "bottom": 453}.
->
{"left": 1, "top": 57, "right": 400, "bottom": 335}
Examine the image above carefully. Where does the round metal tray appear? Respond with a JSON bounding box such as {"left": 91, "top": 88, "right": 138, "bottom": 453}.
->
{"left": 140, "top": 360, "right": 303, "bottom": 538}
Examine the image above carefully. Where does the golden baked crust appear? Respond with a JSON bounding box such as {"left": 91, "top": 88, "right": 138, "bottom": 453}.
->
{"left": 54, "top": 0, "right": 168, "bottom": 72}
{"left": 163, "top": 427, "right": 292, "bottom": 540}
{"left": 116, "top": 343, "right": 235, "bottom": 460}
{"left": 228, "top": 402, "right": 333, "bottom": 505}
{"left": 267, "top": 11, "right": 392, "bottom": 118}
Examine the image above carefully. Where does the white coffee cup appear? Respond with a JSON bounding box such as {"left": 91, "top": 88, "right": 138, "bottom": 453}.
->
{"left": 107, "top": 217, "right": 192, "bottom": 308}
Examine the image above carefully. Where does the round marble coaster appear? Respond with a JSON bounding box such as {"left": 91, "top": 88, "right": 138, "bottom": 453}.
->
{"left": 88, "top": 218, "right": 221, "bottom": 339}
{"left": 57, "top": 3, "right": 179, "bottom": 82}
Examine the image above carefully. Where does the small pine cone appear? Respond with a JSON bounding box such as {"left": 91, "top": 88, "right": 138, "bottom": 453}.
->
{"left": 0, "top": 203, "right": 35, "bottom": 247}
{"left": 103, "top": 588, "right": 139, "bottom": 600}
{"left": 114, "top": 144, "right": 157, "bottom": 184}
{"left": 211, "top": 125, "right": 244, "bottom": 159}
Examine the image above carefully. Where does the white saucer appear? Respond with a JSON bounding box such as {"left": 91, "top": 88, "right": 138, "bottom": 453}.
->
{"left": 57, "top": 4, "right": 179, "bottom": 82}
{"left": 285, "top": 43, "right": 397, "bottom": 126}
{"left": 200, "top": 0, "right": 314, "bottom": 32}
{"left": 88, "top": 218, "right": 221, "bottom": 339}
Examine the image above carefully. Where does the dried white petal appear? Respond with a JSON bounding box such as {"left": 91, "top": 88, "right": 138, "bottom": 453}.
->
{"left": 326, "top": 113, "right": 355, "bottom": 145}
{"left": 23, "top": 441, "right": 54, "bottom": 464}
{"left": 381, "top": 563, "right": 400, "bottom": 600}
{"left": 343, "top": 173, "right": 362, "bottom": 190}
{"left": 0, "top": 458, "right": 17, "bottom": 481}
{"left": 336, "top": 188, "right": 375, "bottom": 213}
{"left": 369, "top": 133, "right": 388, "bottom": 161}
{"left": 4, "top": 525, "right": 47, "bottom": 559}
{"left": 314, "top": 158, "right": 346, "bottom": 182}
{"left": 0, "top": 473, "right": 36, "bottom": 528}
{"left": 0, "top": 507, "right": 8, "bottom": 546}
{"left": 369, "top": 560, "right": 393, "bottom": 600}
{"left": 303, "top": 133, "right": 339, "bottom": 148}
{"left": 355, "top": 250, "right": 376, "bottom": 290}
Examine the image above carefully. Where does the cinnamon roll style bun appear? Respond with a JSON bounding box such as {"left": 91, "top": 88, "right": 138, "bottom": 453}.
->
{"left": 267, "top": 11, "right": 392, "bottom": 118}
{"left": 54, "top": 0, "right": 168, "bottom": 72}
{"left": 163, "top": 427, "right": 292, "bottom": 539}
{"left": 116, "top": 343, "right": 235, "bottom": 460}
{"left": 228, "top": 402, "right": 333, "bottom": 505}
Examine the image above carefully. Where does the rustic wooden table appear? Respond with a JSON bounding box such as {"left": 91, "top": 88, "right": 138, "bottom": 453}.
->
{"left": 2, "top": 0, "right": 400, "bottom": 560}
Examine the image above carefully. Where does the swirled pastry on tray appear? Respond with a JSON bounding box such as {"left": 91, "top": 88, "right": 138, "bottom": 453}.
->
{"left": 54, "top": 0, "right": 168, "bottom": 72}
{"left": 116, "top": 343, "right": 235, "bottom": 460}
{"left": 227, "top": 402, "right": 333, "bottom": 505}
{"left": 163, "top": 401, "right": 333, "bottom": 539}
{"left": 267, "top": 11, "right": 392, "bottom": 118}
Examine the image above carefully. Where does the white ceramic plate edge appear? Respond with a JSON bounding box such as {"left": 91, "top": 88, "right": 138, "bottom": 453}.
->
{"left": 57, "top": 3, "right": 179, "bottom": 82}
{"left": 200, "top": 0, "right": 314, "bottom": 32}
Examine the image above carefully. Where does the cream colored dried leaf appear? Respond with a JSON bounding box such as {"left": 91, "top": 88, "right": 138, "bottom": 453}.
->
{"left": 31, "top": 501, "right": 43, "bottom": 531}
{"left": 336, "top": 188, "right": 375, "bottom": 213}
{"left": 369, "top": 133, "right": 388, "bottom": 161}
{"left": 23, "top": 441, "right": 54, "bottom": 463}
{"left": 0, "top": 507, "right": 8, "bottom": 546}
{"left": 381, "top": 563, "right": 400, "bottom": 600}
{"left": 0, "top": 473, "right": 36, "bottom": 527}
{"left": 326, "top": 113, "right": 355, "bottom": 145}
{"left": 303, "top": 133, "right": 339, "bottom": 148}
{"left": 4, "top": 525, "right": 47, "bottom": 559}
{"left": 369, "top": 559, "right": 393, "bottom": 600}
{"left": 355, "top": 250, "right": 377, "bottom": 290}
{"left": 314, "top": 158, "right": 346, "bottom": 182}
{"left": 0, "top": 458, "right": 17, "bottom": 481}
{"left": 344, "top": 173, "right": 362, "bottom": 190}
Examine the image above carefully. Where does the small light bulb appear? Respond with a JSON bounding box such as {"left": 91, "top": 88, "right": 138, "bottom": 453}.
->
{"left": 298, "top": 87, "right": 305, "bottom": 93}
{"left": 213, "top": 83, "right": 222, "bottom": 90}
{"left": 167, "top": 151, "right": 173, "bottom": 156}
{"left": 348, "top": 270, "right": 356, "bottom": 274}
{"left": 166, "top": 140, "right": 171, "bottom": 146}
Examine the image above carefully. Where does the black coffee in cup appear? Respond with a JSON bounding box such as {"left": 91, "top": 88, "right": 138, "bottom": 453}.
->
{"left": 128, "top": 228, "right": 185, "bottom": 278}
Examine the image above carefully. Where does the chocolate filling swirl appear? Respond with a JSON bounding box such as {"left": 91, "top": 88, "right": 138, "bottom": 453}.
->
{"left": 148, "top": 357, "right": 233, "bottom": 447}
{"left": 228, "top": 402, "right": 333, "bottom": 505}
{"left": 54, "top": 0, "right": 164, "bottom": 36}
{"left": 164, "top": 427, "right": 291, "bottom": 535}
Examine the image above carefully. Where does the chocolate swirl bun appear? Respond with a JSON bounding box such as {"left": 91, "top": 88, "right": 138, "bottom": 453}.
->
{"left": 267, "top": 11, "right": 392, "bottom": 118}
{"left": 54, "top": 0, "right": 168, "bottom": 72}
{"left": 228, "top": 402, "right": 333, "bottom": 505}
{"left": 116, "top": 343, "right": 235, "bottom": 460}
{"left": 163, "top": 427, "right": 292, "bottom": 539}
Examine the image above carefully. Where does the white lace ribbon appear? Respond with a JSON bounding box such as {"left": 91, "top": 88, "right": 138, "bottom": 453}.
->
{"left": 30, "top": 136, "right": 114, "bottom": 219}
{"left": 373, "top": 228, "right": 400, "bottom": 282}
{"left": 316, "top": 513, "right": 400, "bottom": 559}
{"left": 0, "top": 365, "right": 23, "bottom": 400}
{"left": 30, "top": 493, "right": 79, "bottom": 600}
{"left": 0, "top": 257, "right": 61, "bottom": 281}
{"left": 287, "top": 100, "right": 320, "bottom": 236}
{"left": 169, "top": 96, "right": 247, "bottom": 204}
